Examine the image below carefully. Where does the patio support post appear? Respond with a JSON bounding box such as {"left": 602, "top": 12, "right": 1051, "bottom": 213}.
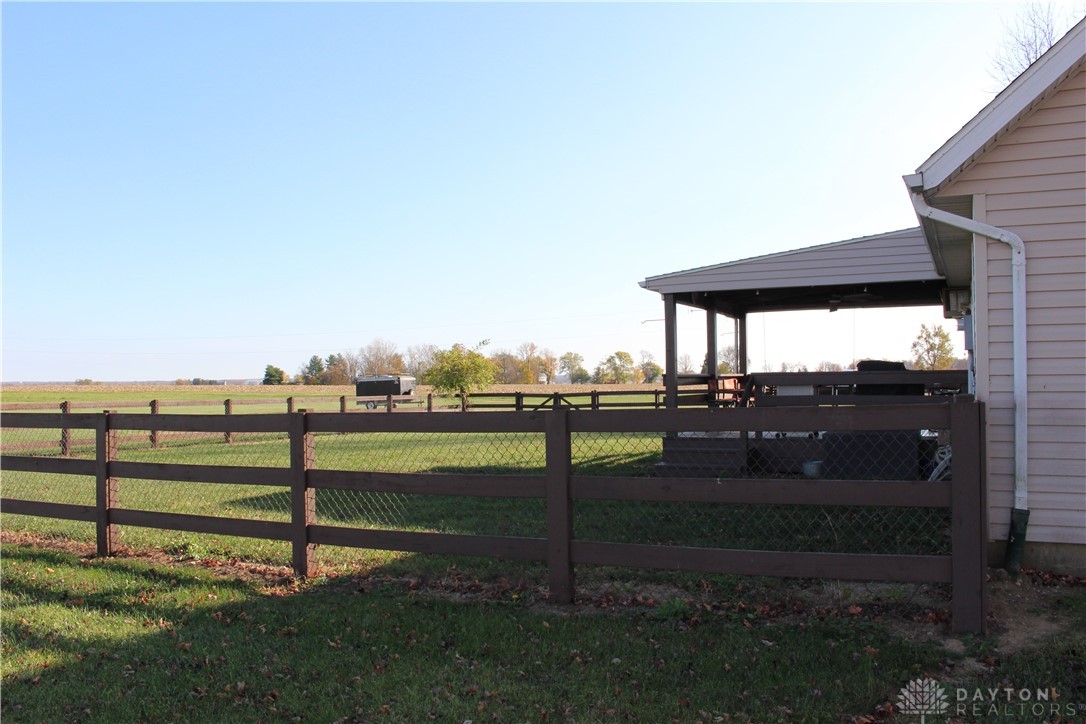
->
{"left": 705, "top": 308, "right": 718, "bottom": 380}
{"left": 664, "top": 294, "right": 678, "bottom": 409}
{"left": 737, "top": 314, "right": 749, "bottom": 374}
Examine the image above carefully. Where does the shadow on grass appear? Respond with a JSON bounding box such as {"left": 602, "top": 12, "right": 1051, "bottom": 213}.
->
{"left": 1, "top": 541, "right": 957, "bottom": 724}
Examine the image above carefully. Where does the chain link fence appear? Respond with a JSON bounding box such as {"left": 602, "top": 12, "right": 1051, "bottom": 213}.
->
{"left": 3, "top": 410, "right": 957, "bottom": 572}
{"left": 313, "top": 432, "right": 547, "bottom": 532}
{"left": 572, "top": 426, "right": 952, "bottom": 556}
{"left": 111, "top": 424, "right": 291, "bottom": 523}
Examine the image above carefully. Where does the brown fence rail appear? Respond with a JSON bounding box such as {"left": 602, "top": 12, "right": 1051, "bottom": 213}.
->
{"left": 0, "top": 400, "right": 987, "bottom": 633}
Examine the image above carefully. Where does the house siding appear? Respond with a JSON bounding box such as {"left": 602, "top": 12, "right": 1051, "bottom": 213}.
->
{"left": 940, "top": 68, "right": 1086, "bottom": 548}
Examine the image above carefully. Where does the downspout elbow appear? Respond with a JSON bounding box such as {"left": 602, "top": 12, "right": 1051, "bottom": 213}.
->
{"left": 905, "top": 176, "right": 1030, "bottom": 568}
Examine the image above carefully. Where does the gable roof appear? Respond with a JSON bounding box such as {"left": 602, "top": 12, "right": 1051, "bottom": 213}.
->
{"left": 639, "top": 227, "right": 945, "bottom": 314}
{"left": 912, "top": 17, "right": 1086, "bottom": 195}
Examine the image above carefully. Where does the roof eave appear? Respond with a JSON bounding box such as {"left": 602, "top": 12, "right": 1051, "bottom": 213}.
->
{"left": 916, "top": 17, "right": 1086, "bottom": 195}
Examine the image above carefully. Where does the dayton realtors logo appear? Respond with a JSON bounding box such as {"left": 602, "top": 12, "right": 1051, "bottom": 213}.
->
{"left": 896, "top": 678, "right": 949, "bottom": 723}
{"left": 896, "top": 678, "right": 1082, "bottom": 721}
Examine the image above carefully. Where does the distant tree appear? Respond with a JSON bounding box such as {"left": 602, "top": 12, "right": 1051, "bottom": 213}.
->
{"left": 700, "top": 351, "right": 739, "bottom": 376}
{"left": 779, "top": 362, "right": 808, "bottom": 373}
{"left": 489, "top": 350, "right": 522, "bottom": 384}
{"left": 342, "top": 350, "right": 364, "bottom": 382}
{"left": 593, "top": 351, "right": 636, "bottom": 384}
{"left": 911, "top": 324, "right": 956, "bottom": 371}
{"left": 815, "top": 361, "right": 844, "bottom": 372}
{"left": 639, "top": 351, "right": 663, "bottom": 383}
{"left": 678, "top": 353, "right": 695, "bottom": 375}
{"left": 538, "top": 350, "right": 559, "bottom": 384}
{"left": 262, "top": 365, "right": 286, "bottom": 385}
{"left": 405, "top": 344, "right": 439, "bottom": 382}
{"left": 174, "top": 378, "right": 192, "bottom": 386}
{"left": 559, "top": 352, "right": 590, "bottom": 384}
{"left": 724, "top": 346, "right": 744, "bottom": 373}
{"left": 990, "top": 3, "right": 1080, "bottom": 85}
{"left": 323, "top": 354, "right": 351, "bottom": 385}
{"left": 359, "top": 338, "right": 404, "bottom": 376}
{"left": 515, "top": 342, "right": 541, "bottom": 384}
{"left": 74, "top": 378, "right": 96, "bottom": 386}
{"left": 300, "top": 355, "right": 326, "bottom": 385}
{"left": 428, "top": 343, "right": 497, "bottom": 395}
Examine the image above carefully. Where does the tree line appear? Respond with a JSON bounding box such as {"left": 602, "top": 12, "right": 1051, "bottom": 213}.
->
{"left": 262, "top": 325, "right": 961, "bottom": 390}
{"left": 261, "top": 339, "right": 671, "bottom": 390}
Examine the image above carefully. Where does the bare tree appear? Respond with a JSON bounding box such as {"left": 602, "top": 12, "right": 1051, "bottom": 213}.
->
{"left": 991, "top": 3, "right": 1083, "bottom": 85}
{"left": 359, "top": 338, "right": 404, "bottom": 376}
{"left": 342, "top": 350, "right": 364, "bottom": 382}
{"left": 405, "top": 344, "right": 439, "bottom": 381}
{"left": 678, "top": 353, "right": 695, "bottom": 375}
{"left": 815, "top": 360, "right": 844, "bottom": 372}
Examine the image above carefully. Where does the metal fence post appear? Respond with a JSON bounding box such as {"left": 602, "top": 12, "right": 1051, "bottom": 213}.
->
{"left": 60, "top": 401, "right": 71, "bottom": 456}
{"left": 95, "top": 411, "right": 118, "bottom": 557}
{"left": 951, "top": 399, "right": 988, "bottom": 634}
{"left": 290, "top": 410, "right": 315, "bottom": 577}
{"left": 224, "top": 399, "right": 233, "bottom": 444}
{"left": 149, "top": 400, "right": 160, "bottom": 449}
{"left": 546, "top": 407, "right": 574, "bottom": 603}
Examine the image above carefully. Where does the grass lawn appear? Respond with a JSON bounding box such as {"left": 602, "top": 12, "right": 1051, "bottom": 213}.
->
{"left": 0, "top": 536, "right": 937, "bottom": 722}
{"left": 5, "top": 386, "right": 1081, "bottom": 720}
{"left": 4, "top": 535, "right": 1084, "bottom": 723}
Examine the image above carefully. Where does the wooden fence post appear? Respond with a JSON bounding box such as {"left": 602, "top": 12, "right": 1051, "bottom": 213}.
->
{"left": 545, "top": 407, "right": 574, "bottom": 603}
{"left": 339, "top": 396, "right": 347, "bottom": 414}
{"left": 60, "top": 401, "right": 71, "bottom": 456}
{"left": 427, "top": 393, "right": 433, "bottom": 413}
{"left": 515, "top": 392, "right": 524, "bottom": 412}
{"left": 591, "top": 391, "right": 600, "bottom": 411}
{"left": 290, "top": 410, "right": 315, "bottom": 577}
{"left": 287, "top": 396, "right": 295, "bottom": 414}
{"left": 223, "top": 399, "right": 233, "bottom": 444}
{"left": 386, "top": 394, "right": 394, "bottom": 413}
{"left": 96, "top": 411, "right": 118, "bottom": 557}
{"left": 460, "top": 393, "right": 467, "bottom": 413}
{"left": 951, "top": 399, "right": 988, "bottom": 634}
{"left": 149, "top": 400, "right": 160, "bottom": 449}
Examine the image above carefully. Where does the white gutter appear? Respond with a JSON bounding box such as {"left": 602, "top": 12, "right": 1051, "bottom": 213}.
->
{"left": 904, "top": 175, "right": 1029, "bottom": 510}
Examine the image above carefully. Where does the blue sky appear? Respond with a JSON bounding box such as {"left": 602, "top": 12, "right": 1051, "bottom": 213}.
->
{"left": 1, "top": 1, "right": 1064, "bottom": 381}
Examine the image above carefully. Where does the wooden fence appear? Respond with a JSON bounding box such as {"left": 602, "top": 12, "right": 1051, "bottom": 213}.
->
{"left": 0, "top": 400, "right": 987, "bottom": 633}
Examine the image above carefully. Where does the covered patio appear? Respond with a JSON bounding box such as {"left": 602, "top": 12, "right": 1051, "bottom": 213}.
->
{"left": 639, "top": 227, "right": 968, "bottom": 407}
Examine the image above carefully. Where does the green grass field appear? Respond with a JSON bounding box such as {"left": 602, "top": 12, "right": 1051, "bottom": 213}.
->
{"left": 2, "top": 381, "right": 951, "bottom": 584}
{"left": 0, "top": 537, "right": 949, "bottom": 723}
{"left": 4, "top": 387, "right": 1084, "bottom": 722}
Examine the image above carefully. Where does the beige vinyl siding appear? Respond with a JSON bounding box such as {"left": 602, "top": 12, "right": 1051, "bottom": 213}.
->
{"left": 941, "top": 68, "right": 1086, "bottom": 547}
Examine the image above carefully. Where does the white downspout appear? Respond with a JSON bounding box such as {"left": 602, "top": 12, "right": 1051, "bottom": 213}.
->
{"left": 904, "top": 177, "right": 1028, "bottom": 514}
